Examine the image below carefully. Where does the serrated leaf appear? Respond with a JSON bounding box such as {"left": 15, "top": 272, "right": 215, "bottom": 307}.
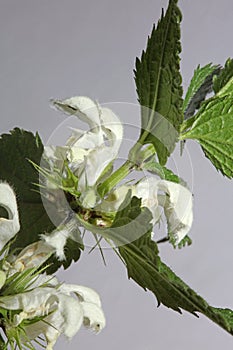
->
{"left": 110, "top": 195, "right": 233, "bottom": 335}
{"left": 177, "top": 235, "right": 192, "bottom": 249}
{"left": 142, "top": 159, "right": 180, "bottom": 183}
{"left": 0, "top": 128, "right": 84, "bottom": 271}
{"left": 215, "top": 76, "right": 233, "bottom": 98}
{"left": 0, "top": 128, "right": 55, "bottom": 249}
{"left": 134, "top": 0, "right": 183, "bottom": 165}
{"left": 213, "top": 58, "right": 233, "bottom": 94}
{"left": 110, "top": 191, "right": 154, "bottom": 245}
{"left": 183, "top": 63, "right": 220, "bottom": 119}
{"left": 182, "top": 96, "right": 233, "bottom": 178}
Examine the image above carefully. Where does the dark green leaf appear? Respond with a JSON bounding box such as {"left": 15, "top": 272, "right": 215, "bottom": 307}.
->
{"left": 0, "top": 128, "right": 55, "bottom": 249}
{"left": 183, "top": 63, "right": 220, "bottom": 119}
{"left": 0, "top": 128, "right": 84, "bottom": 271}
{"left": 110, "top": 191, "right": 154, "bottom": 245}
{"left": 134, "top": 0, "right": 183, "bottom": 165}
{"left": 110, "top": 195, "right": 233, "bottom": 335}
{"left": 182, "top": 96, "right": 233, "bottom": 178}
{"left": 177, "top": 235, "right": 192, "bottom": 249}
{"left": 213, "top": 58, "right": 233, "bottom": 94}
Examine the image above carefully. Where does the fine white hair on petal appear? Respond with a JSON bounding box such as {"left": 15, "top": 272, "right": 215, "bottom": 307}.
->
{"left": 41, "top": 228, "right": 68, "bottom": 261}
{"left": 40, "top": 216, "right": 79, "bottom": 261}
{"left": 54, "top": 293, "right": 84, "bottom": 339}
{"left": 157, "top": 180, "right": 193, "bottom": 244}
{"left": 0, "top": 182, "right": 20, "bottom": 250}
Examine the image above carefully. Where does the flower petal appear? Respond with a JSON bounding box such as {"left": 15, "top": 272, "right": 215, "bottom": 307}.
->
{"left": 158, "top": 180, "right": 193, "bottom": 244}
{"left": 40, "top": 216, "right": 79, "bottom": 260}
{"left": 0, "top": 183, "right": 20, "bottom": 250}
{"left": 100, "top": 107, "right": 123, "bottom": 150}
{"left": 133, "top": 177, "right": 161, "bottom": 224}
{"left": 81, "top": 301, "right": 106, "bottom": 333}
{"left": 0, "top": 271, "right": 6, "bottom": 290}
{"left": 96, "top": 185, "right": 129, "bottom": 213}
{"left": 52, "top": 96, "right": 101, "bottom": 130}
{"left": 9, "top": 241, "right": 54, "bottom": 273}
{"left": 54, "top": 293, "right": 84, "bottom": 339}
{"left": 58, "top": 284, "right": 102, "bottom": 307}
{"left": 0, "top": 287, "right": 57, "bottom": 315}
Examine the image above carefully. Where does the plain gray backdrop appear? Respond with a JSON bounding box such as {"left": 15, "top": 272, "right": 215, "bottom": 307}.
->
{"left": 0, "top": 0, "right": 233, "bottom": 349}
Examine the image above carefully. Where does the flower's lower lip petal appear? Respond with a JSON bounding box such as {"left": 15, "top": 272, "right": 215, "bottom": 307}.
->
{"left": 56, "top": 294, "right": 84, "bottom": 338}
{"left": 81, "top": 301, "right": 106, "bottom": 332}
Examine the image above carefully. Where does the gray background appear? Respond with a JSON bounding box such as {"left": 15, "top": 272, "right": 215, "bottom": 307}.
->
{"left": 1, "top": 0, "right": 233, "bottom": 349}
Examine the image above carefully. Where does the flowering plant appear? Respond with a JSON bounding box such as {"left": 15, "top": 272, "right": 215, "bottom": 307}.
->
{"left": 0, "top": 0, "right": 233, "bottom": 348}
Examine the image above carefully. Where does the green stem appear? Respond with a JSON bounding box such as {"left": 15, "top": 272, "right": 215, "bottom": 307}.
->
{"left": 97, "top": 144, "right": 156, "bottom": 198}
{"left": 97, "top": 160, "right": 134, "bottom": 198}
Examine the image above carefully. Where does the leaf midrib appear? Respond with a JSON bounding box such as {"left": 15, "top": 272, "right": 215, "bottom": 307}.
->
{"left": 140, "top": 4, "right": 174, "bottom": 145}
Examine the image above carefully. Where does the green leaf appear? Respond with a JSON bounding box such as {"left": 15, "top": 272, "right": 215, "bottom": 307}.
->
{"left": 183, "top": 63, "right": 220, "bottom": 119}
{"left": 0, "top": 128, "right": 84, "bottom": 271}
{"left": 134, "top": 0, "right": 183, "bottom": 165}
{"left": 0, "top": 128, "right": 55, "bottom": 249}
{"left": 110, "top": 191, "right": 154, "bottom": 246}
{"left": 111, "top": 195, "right": 233, "bottom": 335}
{"left": 177, "top": 235, "right": 192, "bottom": 249}
{"left": 142, "top": 159, "right": 181, "bottom": 183}
{"left": 182, "top": 96, "right": 233, "bottom": 178}
{"left": 213, "top": 58, "right": 233, "bottom": 94}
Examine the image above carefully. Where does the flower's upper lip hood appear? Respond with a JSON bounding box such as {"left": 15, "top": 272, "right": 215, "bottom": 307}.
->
{"left": 0, "top": 182, "right": 20, "bottom": 250}
{"left": 51, "top": 96, "right": 123, "bottom": 195}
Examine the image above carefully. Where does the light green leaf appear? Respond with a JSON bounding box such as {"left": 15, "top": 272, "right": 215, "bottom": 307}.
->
{"left": 213, "top": 58, "right": 233, "bottom": 94}
{"left": 181, "top": 96, "right": 233, "bottom": 178}
{"left": 216, "top": 76, "right": 233, "bottom": 98}
{"left": 110, "top": 195, "right": 233, "bottom": 335}
{"left": 134, "top": 0, "right": 183, "bottom": 165}
{"left": 183, "top": 63, "right": 220, "bottom": 119}
{"left": 142, "top": 159, "right": 181, "bottom": 183}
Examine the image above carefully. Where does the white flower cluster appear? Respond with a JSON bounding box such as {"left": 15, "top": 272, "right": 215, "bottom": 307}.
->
{"left": 0, "top": 183, "right": 105, "bottom": 350}
{"left": 49, "top": 96, "right": 193, "bottom": 245}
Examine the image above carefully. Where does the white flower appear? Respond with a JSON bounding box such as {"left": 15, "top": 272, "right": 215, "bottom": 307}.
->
{"left": 157, "top": 180, "right": 193, "bottom": 244}
{"left": 40, "top": 215, "right": 81, "bottom": 261}
{"left": 0, "top": 182, "right": 20, "bottom": 250}
{"left": 98, "top": 178, "right": 193, "bottom": 245}
{"left": 52, "top": 96, "right": 123, "bottom": 207}
{"left": 4, "top": 241, "right": 55, "bottom": 276}
{"left": 0, "top": 277, "right": 105, "bottom": 350}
